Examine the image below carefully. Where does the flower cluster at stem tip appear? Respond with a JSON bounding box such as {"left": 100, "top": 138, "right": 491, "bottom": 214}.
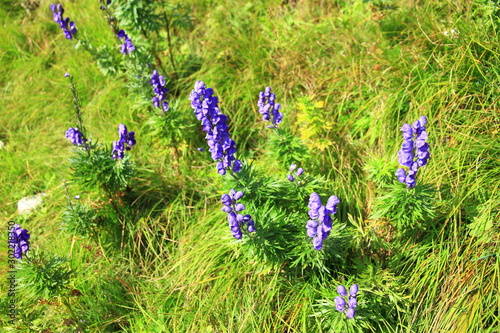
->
{"left": 117, "top": 30, "right": 135, "bottom": 55}
{"left": 257, "top": 86, "right": 283, "bottom": 128}
{"left": 8, "top": 224, "right": 30, "bottom": 260}
{"left": 335, "top": 284, "right": 359, "bottom": 319}
{"left": 396, "top": 116, "right": 430, "bottom": 188}
{"left": 287, "top": 163, "right": 304, "bottom": 182}
{"left": 150, "top": 70, "right": 169, "bottom": 112}
{"left": 65, "top": 127, "right": 86, "bottom": 146}
{"left": 50, "top": 3, "right": 77, "bottom": 40}
{"left": 307, "top": 193, "right": 340, "bottom": 250}
{"left": 189, "top": 81, "right": 242, "bottom": 175}
{"left": 221, "top": 189, "right": 255, "bottom": 239}
{"left": 112, "top": 124, "right": 136, "bottom": 159}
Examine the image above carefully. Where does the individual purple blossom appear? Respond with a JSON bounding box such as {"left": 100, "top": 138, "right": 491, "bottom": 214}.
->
{"left": 189, "top": 81, "right": 242, "bottom": 175}
{"left": 50, "top": 4, "right": 77, "bottom": 40}
{"left": 306, "top": 193, "right": 340, "bottom": 250}
{"left": 8, "top": 224, "right": 30, "bottom": 259}
{"left": 396, "top": 116, "right": 430, "bottom": 188}
{"left": 65, "top": 127, "right": 86, "bottom": 146}
{"left": 257, "top": 86, "right": 283, "bottom": 128}
{"left": 112, "top": 124, "right": 136, "bottom": 159}
{"left": 150, "top": 69, "right": 169, "bottom": 112}
{"left": 337, "top": 285, "right": 347, "bottom": 297}
{"left": 221, "top": 189, "right": 255, "bottom": 239}
{"left": 336, "top": 284, "right": 358, "bottom": 319}
{"left": 287, "top": 164, "right": 304, "bottom": 182}
{"left": 117, "top": 30, "right": 135, "bottom": 55}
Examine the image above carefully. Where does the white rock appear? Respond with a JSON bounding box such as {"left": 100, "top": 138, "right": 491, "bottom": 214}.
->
{"left": 18, "top": 193, "right": 46, "bottom": 215}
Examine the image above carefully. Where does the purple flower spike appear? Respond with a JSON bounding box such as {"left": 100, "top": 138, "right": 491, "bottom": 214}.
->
{"left": 112, "top": 124, "right": 136, "bottom": 159}
{"left": 336, "top": 282, "right": 359, "bottom": 319}
{"left": 221, "top": 189, "right": 255, "bottom": 239}
{"left": 189, "top": 81, "right": 242, "bottom": 175}
{"left": 396, "top": 116, "right": 430, "bottom": 187}
{"left": 257, "top": 86, "right": 283, "bottom": 128}
{"left": 8, "top": 224, "right": 30, "bottom": 259}
{"left": 65, "top": 127, "right": 86, "bottom": 146}
{"left": 50, "top": 4, "right": 77, "bottom": 39}
{"left": 287, "top": 175, "right": 295, "bottom": 182}
{"left": 306, "top": 193, "right": 339, "bottom": 250}
{"left": 116, "top": 30, "right": 135, "bottom": 55}
{"left": 150, "top": 69, "right": 169, "bottom": 112}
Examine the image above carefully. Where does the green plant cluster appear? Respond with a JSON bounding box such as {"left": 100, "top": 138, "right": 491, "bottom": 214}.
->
{"left": 1, "top": 0, "right": 500, "bottom": 332}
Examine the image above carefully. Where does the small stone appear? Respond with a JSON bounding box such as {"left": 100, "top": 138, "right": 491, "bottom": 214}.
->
{"left": 18, "top": 193, "right": 46, "bottom": 215}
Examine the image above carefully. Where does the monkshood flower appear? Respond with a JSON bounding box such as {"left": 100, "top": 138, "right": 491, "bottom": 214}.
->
{"left": 396, "top": 116, "right": 430, "bottom": 188}
{"left": 8, "top": 224, "right": 30, "bottom": 260}
{"left": 287, "top": 163, "right": 304, "bottom": 182}
{"left": 65, "top": 127, "right": 86, "bottom": 146}
{"left": 335, "top": 284, "right": 358, "bottom": 319}
{"left": 117, "top": 30, "right": 135, "bottom": 55}
{"left": 306, "top": 193, "right": 340, "bottom": 250}
{"left": 50, "top": 3, "right": 77, "bottom": 40}
{"left": 221, "top": 189, "right": 255, "bottom": 239}
{"left": 150, "top": 69, "right": 169, "bottom": 112}
{"left": 189, "top": 81, "right": 242, "bottom": 175}
{"left": 257, "top": 86, "right": 283, "bottom": 128}
{"left": 112, "top": 124, "right": 136, "bottom": 159}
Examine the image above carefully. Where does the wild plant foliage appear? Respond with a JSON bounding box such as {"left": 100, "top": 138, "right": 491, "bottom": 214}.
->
{"left": 3, "top": 1, "right": 500, "bottom": 332}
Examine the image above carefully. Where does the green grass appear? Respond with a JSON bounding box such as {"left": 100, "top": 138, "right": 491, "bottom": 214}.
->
{"left": 1, "top": 0, "right": 500, "bottom": 332}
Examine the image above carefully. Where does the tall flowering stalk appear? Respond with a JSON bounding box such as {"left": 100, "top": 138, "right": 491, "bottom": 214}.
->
{"left": 396, "top": 116, "right": 430, "bottom": 188}
{"left": 112, "top": 124, "right": 136, "bottom": 159}
{"left": 150, "top": 70, "right": 169, "bottom": 112}
{"left": 257, "top": 86, "right": 283, "bottom": 128}
{"left": 306, "top": 193, "right": 340, "bottom": 250}
{"left": 8, "top": 224, "right": 30, "bottom": 259}
{"left": 189, "top": 81, "right": 242, "bottom": 175}
{"left": 50, "top": 3, "right": 77, "bottom": 40}
{"left": 335, "top": 284, "right": 359, "bottom": 319}
{"left": 221, "top": 189, "right": 255, "bottom": 239}
{"left": 64, "top": 73, "right": 90, "bottom": 152}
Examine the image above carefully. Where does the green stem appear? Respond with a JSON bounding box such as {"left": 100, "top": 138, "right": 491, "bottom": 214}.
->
{"left": 163, "top": 11, "right": 178, "bottom": 77}
{"left": 61, "top": 297, "right": 86, "bottom": 332}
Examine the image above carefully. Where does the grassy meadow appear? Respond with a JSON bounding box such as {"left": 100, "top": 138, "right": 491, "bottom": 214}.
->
{"left": 1, "top": 0, "right": 500, "bottom": 332}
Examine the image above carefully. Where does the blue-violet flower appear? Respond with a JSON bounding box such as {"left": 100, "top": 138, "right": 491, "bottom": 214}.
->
{"left": 50, "top": 4, "right": 77, "bottom": 39}
{"left": 336, "top": 284, "right": 358, "bottom": 319}
{"left": 112, "top": 124, "right": 136, "bottom": 159}
{"left": 189, "top": 81, "right": 242, "bottom": 175}
{"left": 396, "top": 116, "right": 430, "bottom": 188}
{"left": 65, "top": 127, "right": 86, "bottom": 146}
{"left": 117, "top": 30, "right": 135, "bottom": 55}
{"left": 8, "top": 224, "right": 30, "bottom": 259}
{"left": 257, "top": 86, "right": 283, "bottom": 128}
{"left": 150, "top": 69, "right": 169, "bottom": 112}
{"left": 306, "top": 193, "right": 340, "bottom": 250}
{"left": 221, "top": 189, "right": 255, "bottom": 239}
